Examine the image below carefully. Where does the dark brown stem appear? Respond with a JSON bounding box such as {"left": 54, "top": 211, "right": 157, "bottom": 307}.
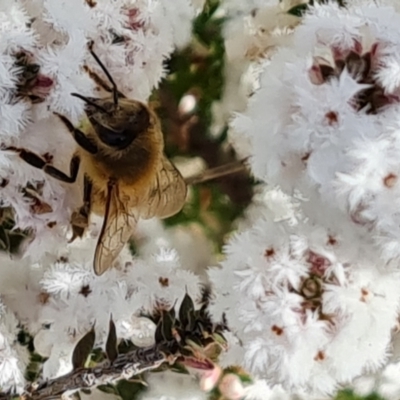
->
{"left": 0, "top": 347, "right": 169, "bottom": 400}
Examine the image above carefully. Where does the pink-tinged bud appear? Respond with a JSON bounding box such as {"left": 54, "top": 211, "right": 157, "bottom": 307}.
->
{"left": 199, "top": 364, "right": 222, "bottom": 392}
{"left": 181, "top": 356, "right": 214, "bottom": 370}
{"left": 218, "top": 373, "right": 245, "bottom": 400}
{"left": 36, "top": 75, "right": 53, "bottom": 88}
{"left": 32, "top": 74, "right": 54, "bottom": 99}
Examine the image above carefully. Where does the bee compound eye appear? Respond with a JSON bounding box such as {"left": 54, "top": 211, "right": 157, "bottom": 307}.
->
{"left": 96, "top": 125, "right": 133, "bottom": 149}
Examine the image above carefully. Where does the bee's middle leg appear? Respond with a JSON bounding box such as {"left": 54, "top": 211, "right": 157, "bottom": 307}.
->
{"left": 69, "top": 175, "right": 92, "bottom": 242}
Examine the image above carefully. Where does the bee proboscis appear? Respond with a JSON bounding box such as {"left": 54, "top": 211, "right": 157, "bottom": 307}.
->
{"left": 3, "top": 43, "right": 187, "bottom": 275}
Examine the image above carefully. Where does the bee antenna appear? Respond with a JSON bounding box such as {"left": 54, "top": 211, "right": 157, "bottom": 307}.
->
{"left": 71, "top": 93, "right": 110, "bottom": 114}
{"left": 88, "top": 42, "right": 119, "bottom": 107}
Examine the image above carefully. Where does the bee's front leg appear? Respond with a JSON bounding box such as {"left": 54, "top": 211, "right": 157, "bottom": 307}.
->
{"left": 69, "top": 175, "right": 92, "bottom": 242}
{"left": 54, "top": 113, "right": 98, "bottom": 155}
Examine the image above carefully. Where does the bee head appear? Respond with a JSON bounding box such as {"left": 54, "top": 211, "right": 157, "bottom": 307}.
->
{"left": 72, "top": 94, "right": 151, "bottom": 150}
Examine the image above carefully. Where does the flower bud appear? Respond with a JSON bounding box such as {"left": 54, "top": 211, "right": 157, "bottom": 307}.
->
{"left": 218, "top": 373, "right": 245, "bottom": 400}
{"left": 199, "top": 364, "right": 222, "bottom": 392}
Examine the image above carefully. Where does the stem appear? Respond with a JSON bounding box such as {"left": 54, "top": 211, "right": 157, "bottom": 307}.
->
{"left": 0, "top": 347, "right": 170, "bottom": 400}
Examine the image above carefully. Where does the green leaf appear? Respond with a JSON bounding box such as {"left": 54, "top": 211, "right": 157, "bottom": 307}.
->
{"left": 0, "top": 226, "right": 10, "bottom": 251}
{"left": 162, "top": 310, "right": 175, "bottom": 341}
{"left": 179, "top": 292, "right": 195, "bottom": 329}
{"left": 287, "top": 3, "right": 309, "bottom": 17}
{"left": 155, "top": 310, "right": 175, "bottom": 343}
{"left": 97, "top": 384, "right": 119, "bottom": 395}
{"left": 155, "top": 319, "right": 164, "bottom": 344}
{"left": 116, "top": 379, "right": 146, "bottom": 400}
{"left": 118, "top": 339, "right": 138, "bottom": 354}
{"left": 335, "top": 389, "right": 386, "bottom": 400}
{"left": 106, "top": 317, "right": 118, "bottom": 364}
{"left": 128, "top": 239, "right": 137, "bottom": 256}
{"left": 72, "top": 327, "right": 96, "bottom": 370}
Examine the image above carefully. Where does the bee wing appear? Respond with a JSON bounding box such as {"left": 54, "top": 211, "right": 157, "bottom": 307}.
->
{"left": 141, "top": 156, "right": 187, "bottom": 219}
{"left": 94, "top": 181, "right": 137, "bottom": 275}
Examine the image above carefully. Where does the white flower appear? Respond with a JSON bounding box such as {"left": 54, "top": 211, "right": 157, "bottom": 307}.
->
{"left": 231, "top": 0, "right": 400, "bottom": 262}
{"left": 209, "top": 215, "right": 400, "bottom": 395}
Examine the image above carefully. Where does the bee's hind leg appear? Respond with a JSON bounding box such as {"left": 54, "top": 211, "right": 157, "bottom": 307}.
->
{"left": 69, "top": 175, "right": 92, "bottom": 242}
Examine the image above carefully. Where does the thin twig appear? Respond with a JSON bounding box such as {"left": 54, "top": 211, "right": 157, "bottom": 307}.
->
{"left": 184, "top": 158, "right": 249, "bottom": 186}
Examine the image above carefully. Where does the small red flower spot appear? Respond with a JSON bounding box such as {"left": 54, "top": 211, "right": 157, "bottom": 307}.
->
{"left": 265, "top": 248, "right": 275, "bottom": 258}
{"left": 327, "top": 235, "right": 337, "bottom": 246}
{"left": 384, "top": 173, "right": 397, "bottom": 188}
{"left": 38, "top": 292, "right": 50, "bottom": 304}
{"left": 314, "top": 350, "right": 325, "bottom": 361}
{"left": 42, "top": 153, "right": 53, "bottom": 164}
{"left": 79, "top": 285, "right": 92, "bottom": 297}
{"left": 360, "top": 288, "right": 369, "bottom": 302}
{"left": 159, "top": 277, "right": 169, "bottom": 287}
{"left": 325, "top": 111, "right": 339, "bottom": 126}
{"left": 271, "top": 325, "right": 284, "bottom": 336}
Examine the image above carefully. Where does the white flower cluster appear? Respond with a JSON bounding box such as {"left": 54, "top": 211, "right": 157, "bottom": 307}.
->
{"left": 209, "top": 0, "right": 400, "bottom": 397}
{"left": 0, "top": 240, "right": 200, "bottom": 382}
{"left": 0, "top": 0, "right": 201, "bottom": 392}
{"left": 233, "top": 0, "right": 400, "bottom": 260}
{"left": 6, "top": 0, "right": 400, "bottom": 398}
{"left": 0, "top": 303, "right": 28, "bottom": 394}
{"left": 0, "top": 0, "right": 198, "bottom": 261}
{"left": 210, "top": 207, "right": 400, "bottom": 394}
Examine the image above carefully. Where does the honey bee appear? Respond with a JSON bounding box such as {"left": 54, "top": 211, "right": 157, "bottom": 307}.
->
{"left": 3, "top": 44, "right": 187, "bottom": 275}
